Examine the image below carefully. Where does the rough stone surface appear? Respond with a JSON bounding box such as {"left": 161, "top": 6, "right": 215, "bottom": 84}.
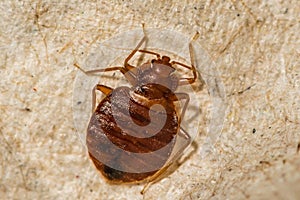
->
{"left": 0, "top": 0, "right": 299, "bottom": 199}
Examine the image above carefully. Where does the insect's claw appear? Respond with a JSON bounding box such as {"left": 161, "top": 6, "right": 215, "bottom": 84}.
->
{"left": 191, "top": 31, "right": 200, "bottom": 41}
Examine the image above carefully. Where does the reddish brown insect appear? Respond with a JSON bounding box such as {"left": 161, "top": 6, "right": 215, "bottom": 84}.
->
{"left": 75, "top": 28, "right": 203, "bottom": 194}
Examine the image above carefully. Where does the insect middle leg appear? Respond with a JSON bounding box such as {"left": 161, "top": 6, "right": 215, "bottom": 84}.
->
{"left": 90, "top": 84, "right": 113, "bottom": 111}
{"left": 172, "top": 92, "right": 190, "bottom": 124}
{"left": 74, "top": 63, "right": 137, "bottom": 85}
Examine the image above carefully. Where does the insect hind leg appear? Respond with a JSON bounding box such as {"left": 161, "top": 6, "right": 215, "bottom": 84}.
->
{"left": 141, "top": 128, "right": 192, "bottom": 195}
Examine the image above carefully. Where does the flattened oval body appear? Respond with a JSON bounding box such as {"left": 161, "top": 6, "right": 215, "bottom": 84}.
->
{"left": 86, "top": 86, "right": 179, "bottom": 183}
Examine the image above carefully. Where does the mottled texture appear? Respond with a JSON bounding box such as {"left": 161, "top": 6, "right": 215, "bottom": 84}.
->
{"left": 0, "top": 0, "right": 299, "bottom": 200}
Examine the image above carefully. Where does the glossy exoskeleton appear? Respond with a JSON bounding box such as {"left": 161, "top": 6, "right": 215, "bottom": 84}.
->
{"left": 75, "top": 29, "right": 203, "bottom": 194}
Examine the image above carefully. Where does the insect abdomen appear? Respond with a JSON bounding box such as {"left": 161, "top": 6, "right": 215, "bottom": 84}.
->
{"left": 87, "top": 86, "right": 178, "bottom": 182}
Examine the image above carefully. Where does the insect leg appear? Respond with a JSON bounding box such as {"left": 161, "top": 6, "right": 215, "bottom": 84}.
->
{"left": 74, "top": 63, "right": 137, "bottom": 85}
{"left": 95, "top": 84, "right": 112, "bottom": 95}
{"left": 141, "top": 93, "right": 191, "bottom": 194}
{"left": 138, "top": 49, "right": 161, "bottom": 59}
{"left": 124, "top": 24, "right": 148, "bottom": 70}
{"left": 90, "top": 84, "right": 113, "bottom": 111}
{"left": 168, "top": 92, "right": 190, "bottom": 124}
{"left": 172, "top": 32, "right": 205, "bottom": 87}
{"left": 74, "top": 25, "right": 150, "bottom": 86}
{"left": 141, "top": 128, "right": 191, "bottom": 195}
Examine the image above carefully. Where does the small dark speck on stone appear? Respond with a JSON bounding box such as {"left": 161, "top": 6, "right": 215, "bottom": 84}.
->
{"left": 77, "top": 101, "right": 82, "bottom": 105}
{"left": 194, "top": 6, "right": 197, "bottom": 10}
{"left": 259, "top": 160, "right": 270, "bottom": 165}
{"left": 252, "top": 128, "right": 256, "bottom": 134}
{"left": 237, "top": 13, "right": 240, "bottom": 17}
{"left": 25, "top": 107, "right": 31, "bottom": 112}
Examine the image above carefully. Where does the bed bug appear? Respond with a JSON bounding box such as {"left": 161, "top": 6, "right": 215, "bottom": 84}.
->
{"left": 75, "top": 27, "right": 204, "bottom": 194}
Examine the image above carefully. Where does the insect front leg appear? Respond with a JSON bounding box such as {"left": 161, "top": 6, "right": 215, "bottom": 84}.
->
{"left": 124, "top": 24, "right": 148, "bottom": 71}
{"left": 74, "top": 26, "right": 149, "bottom": 86}
{"left": 172, "top": 32, "right": 205, "bottom": 87}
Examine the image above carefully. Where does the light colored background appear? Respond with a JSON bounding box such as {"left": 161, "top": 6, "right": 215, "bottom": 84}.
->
{"left": 1, "top": 0, "right": 299, "bottom": 199}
